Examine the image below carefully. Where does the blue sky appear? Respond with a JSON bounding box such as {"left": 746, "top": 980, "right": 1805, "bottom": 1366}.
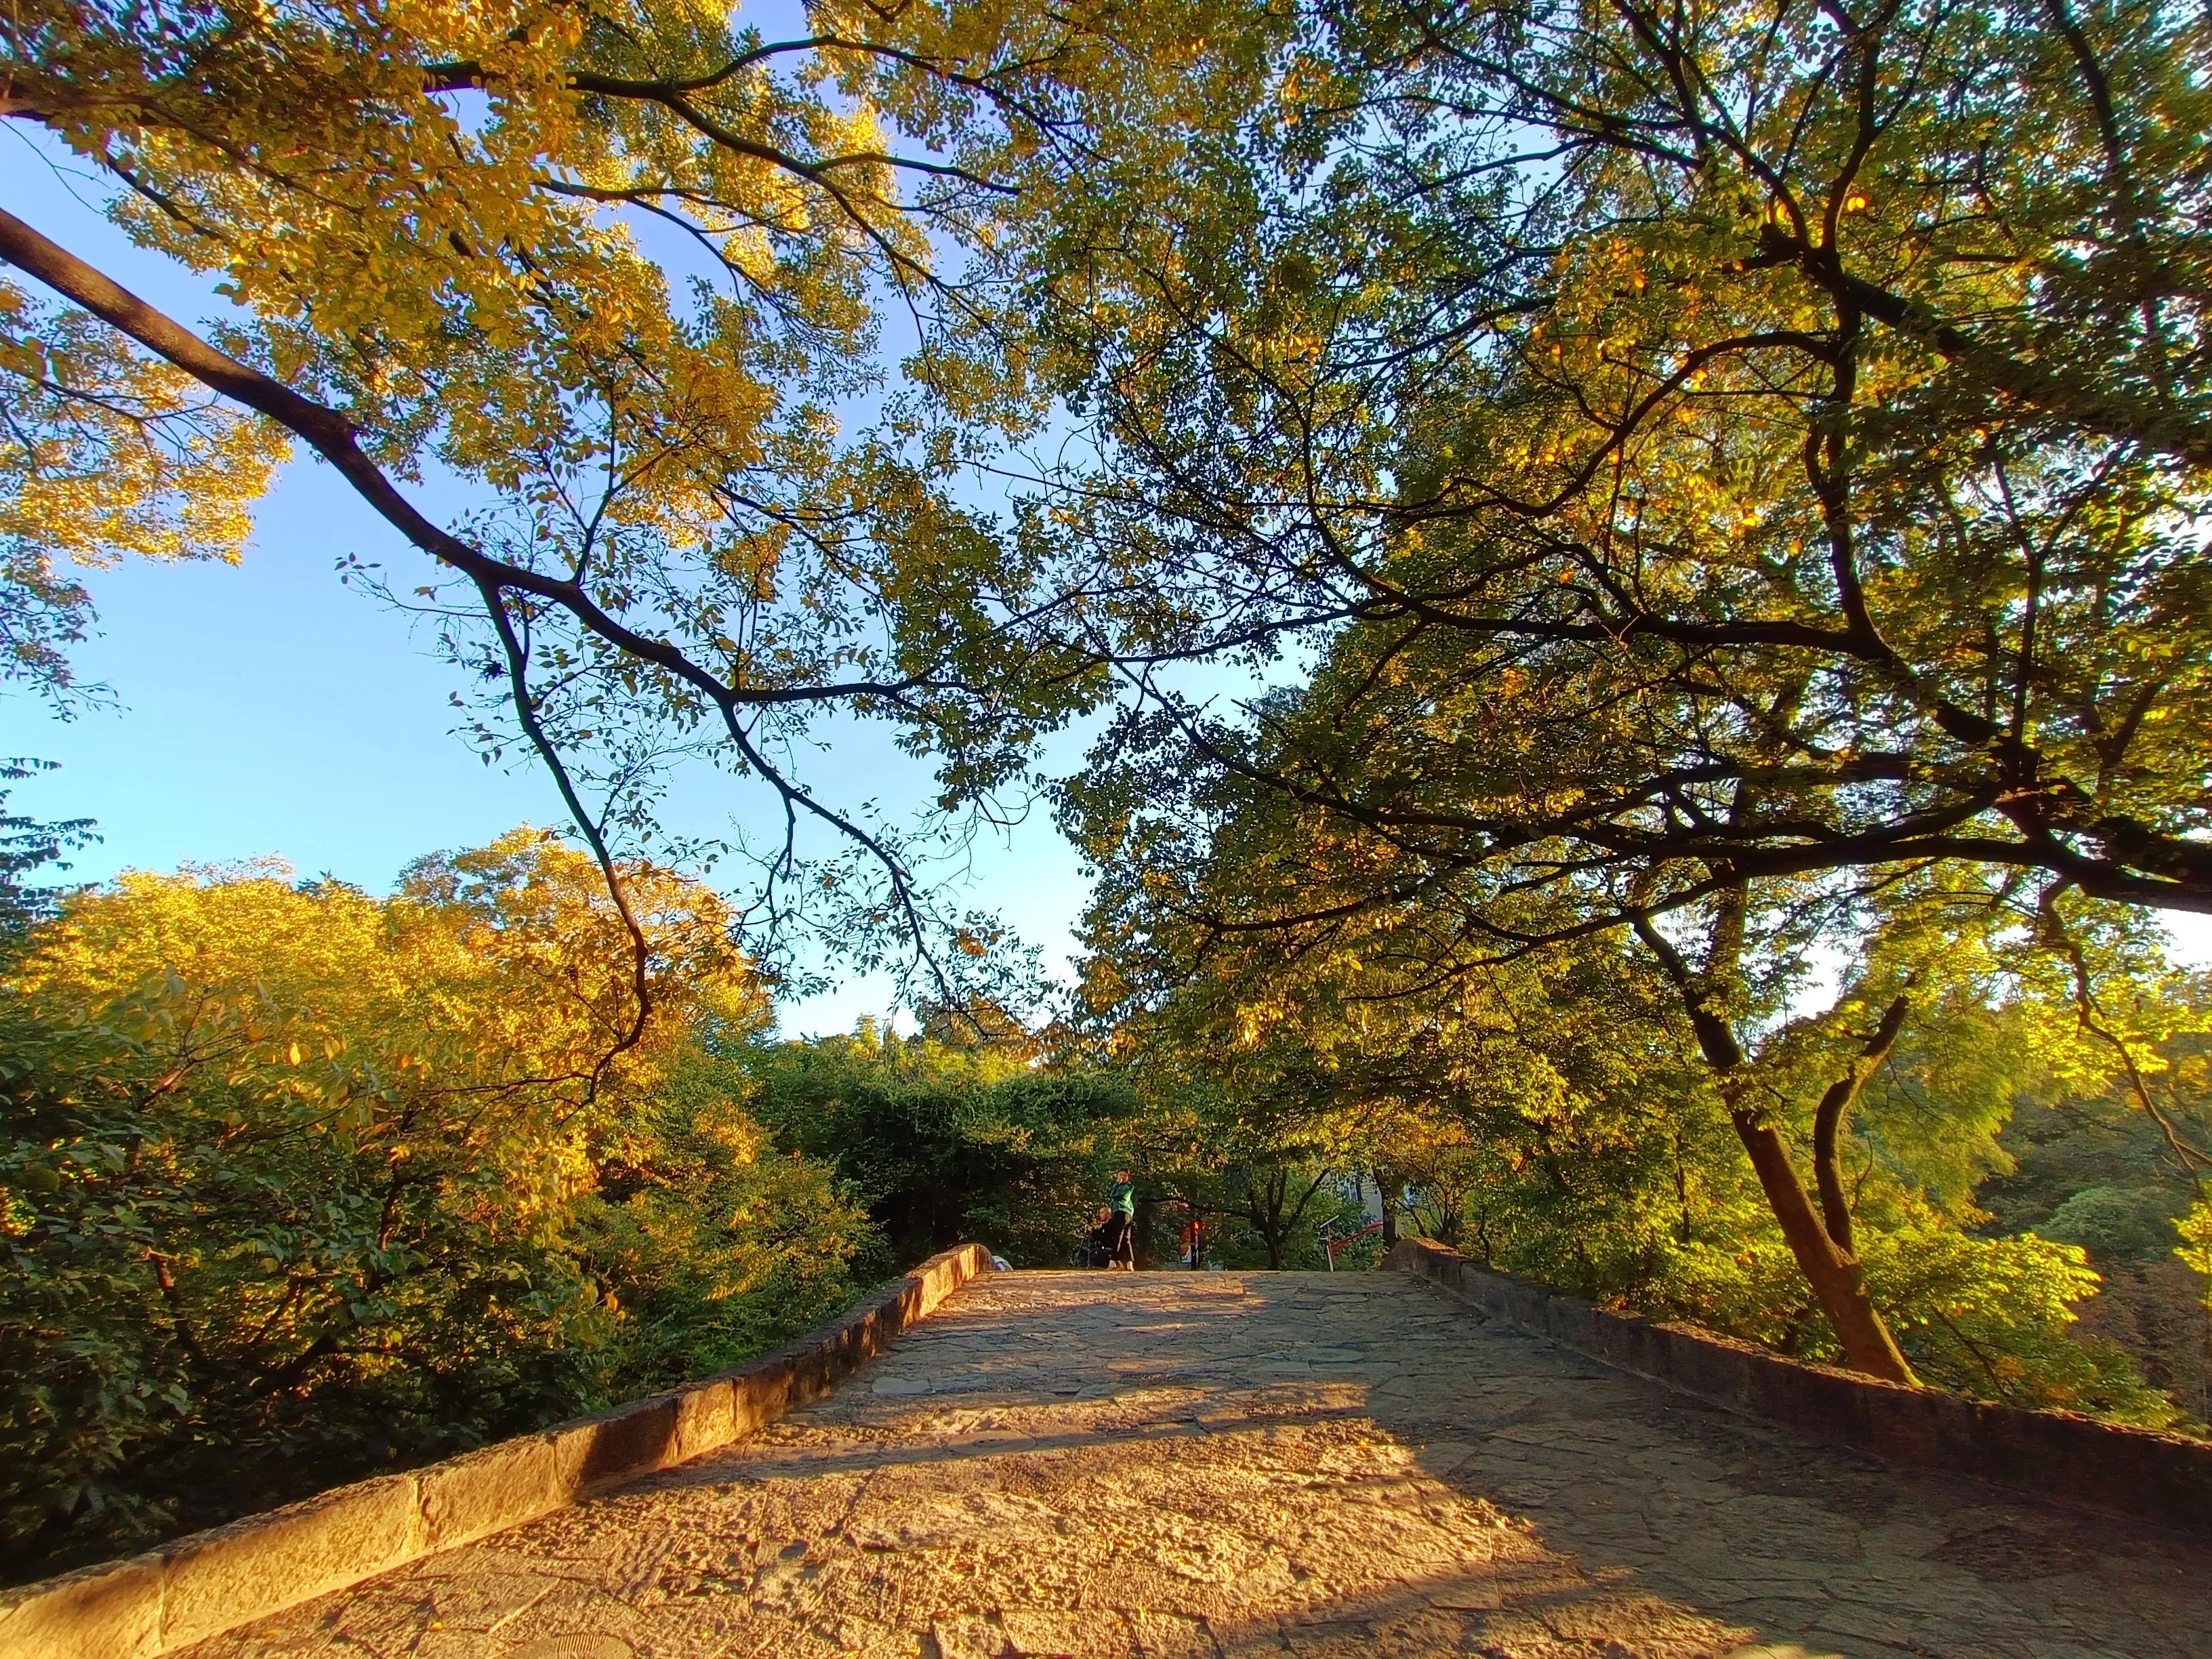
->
{"left": 0, "top": 121, "right": 1094, "bottom": 1038}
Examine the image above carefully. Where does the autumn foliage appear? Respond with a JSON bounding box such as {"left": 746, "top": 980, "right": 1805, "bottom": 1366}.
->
{"left": 0, "top": 832, "right": 870, "bottom": 1580}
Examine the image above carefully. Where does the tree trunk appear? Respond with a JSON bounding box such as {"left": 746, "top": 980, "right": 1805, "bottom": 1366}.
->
{"left": 1264, "top": 1168, "right": 1288, "bottom": 1268}
{"left": 1810, "top": 991, "right": 1912, "bottom": 1257}
{"left": 1730, "top": 1109, "right": 1917, "bottom": 1382}
{"left": 1256, "top": 1194, "right": 1292, "bottom": 1274}
{"left": 1631, "top": 903, "right": 1919, "bottom": 1386}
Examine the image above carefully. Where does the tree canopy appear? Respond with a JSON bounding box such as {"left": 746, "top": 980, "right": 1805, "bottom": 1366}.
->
{"left": 1048, "top": 0, "right": 2212, "bottom": 907}
{"left": 1036, "top": 0, "right": 2212, "bottom": 1379}
{"left": 1, "top": 0, "right": 1142, "bottom": 989}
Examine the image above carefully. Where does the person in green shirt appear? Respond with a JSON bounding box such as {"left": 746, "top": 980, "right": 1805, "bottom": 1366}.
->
{"left": 1105, "top": 1169, "right": 1137, "bottom": 1271}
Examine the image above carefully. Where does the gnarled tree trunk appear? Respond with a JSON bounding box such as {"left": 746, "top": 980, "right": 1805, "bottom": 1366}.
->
{"left": 1631, "top": 905, "right": 1919, "bottom": 1386}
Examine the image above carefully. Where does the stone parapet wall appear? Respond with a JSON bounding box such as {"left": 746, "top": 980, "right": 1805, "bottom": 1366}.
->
{"left": 0, "top": 1244, "right": 991, "bottom": 1659}
{"left": 1386, "top": 1237, "right": 2212, "bottom": 1533}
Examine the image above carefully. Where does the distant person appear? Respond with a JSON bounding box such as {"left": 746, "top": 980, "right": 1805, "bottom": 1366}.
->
{"left": 1105, "top": 1168, "right": 1138, "bottom": 1271}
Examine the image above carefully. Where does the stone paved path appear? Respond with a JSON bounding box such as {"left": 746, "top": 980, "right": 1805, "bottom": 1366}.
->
{"left": 188, "top": 1271, "right": 2211, "bottom": 1659}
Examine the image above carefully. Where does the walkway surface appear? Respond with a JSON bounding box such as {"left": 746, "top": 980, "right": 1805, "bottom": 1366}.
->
{"left": 190, "top": 1271, "right": 2210, "bottom": 1659}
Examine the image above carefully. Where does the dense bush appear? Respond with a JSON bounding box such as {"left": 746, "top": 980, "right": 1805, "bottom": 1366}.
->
{"left": 745, "top": 1018, "right": 1136, "bottom": 1271}
{"left": 0, "top": 832, "right": 870, "bottom": 1582}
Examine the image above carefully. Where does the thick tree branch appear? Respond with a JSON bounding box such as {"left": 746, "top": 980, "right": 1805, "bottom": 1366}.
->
{"left": 1810, "top": 990, "right": 1911, "bottom": 1253}
{"left": 0, "top": 206, "right": 951, "bottom": 716}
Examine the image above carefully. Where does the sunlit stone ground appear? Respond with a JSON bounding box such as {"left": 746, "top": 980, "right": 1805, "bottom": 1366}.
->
{"left": 186, "top": 1271, "right": 2211, "bottom": 1659}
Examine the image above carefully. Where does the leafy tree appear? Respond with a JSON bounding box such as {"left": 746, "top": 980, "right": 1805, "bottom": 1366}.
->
{"left": 1118, "top": 1099, "right": 1348, "bottom": 1271}
{"left": 1037, "top": 0, "right": 2212, "bottom": 1379}
{"left": 0, "top": 281, "right": 278, "bottom": 708}
{"left": 1044, "top": 0, "right": 2212, "bottom": 905}
{"left": 0, "top": 0, "right": 1124, "bottom": 989}
{"left": 0, "top": 830, "right": 867, "bottom": 1581}
{"left": 1982, "top": 972, "right": 2212, "bottom": 1418}
{"left": 579, "top": 1059, "right": 879, "bottom": 1389}
{"left": 1218, "top": 1151, "right": 1340, "bottom": 1271}
{"left": 1080, "top": 818, "right": 2183, "bottom": 1418}
{"left": 0, "top": 759, "right": 96, "bottom": 945}
{"left": 0, "top": 0, "right": 1360, "bottom": 998}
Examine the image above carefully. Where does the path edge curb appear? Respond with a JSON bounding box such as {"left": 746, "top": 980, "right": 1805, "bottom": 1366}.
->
{"left": 1386, "top": 1237, "right": 2212, "bottom": 1532}
{"left": 0, "top": 1244, "right": 992, "bottom": 1659}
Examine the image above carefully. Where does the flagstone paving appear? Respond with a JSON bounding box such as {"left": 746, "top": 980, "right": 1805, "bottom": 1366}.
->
{"left": 186, "top": 1270, "right": 2211, "bottom": 1659}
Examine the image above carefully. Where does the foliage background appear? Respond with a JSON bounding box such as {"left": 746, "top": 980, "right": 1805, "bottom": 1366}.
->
{"left": 0, "top": 831, "right": 876, "bottom": 1582}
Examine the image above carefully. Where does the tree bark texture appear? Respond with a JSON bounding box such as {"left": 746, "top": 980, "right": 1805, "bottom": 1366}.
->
{"left": 1730, "top": 1107, "right": 1917, "bottom": 1383}
{"left": 1631, "top": 905, "right": 1919, "bottom": 1386}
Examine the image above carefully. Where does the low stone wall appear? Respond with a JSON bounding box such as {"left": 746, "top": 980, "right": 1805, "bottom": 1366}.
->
{"left": 0, "top": 1244, "right": 991, "bottom": 1659}
{"left": 1387, "top": 1237, "right": 2212, "bottom": 1532}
